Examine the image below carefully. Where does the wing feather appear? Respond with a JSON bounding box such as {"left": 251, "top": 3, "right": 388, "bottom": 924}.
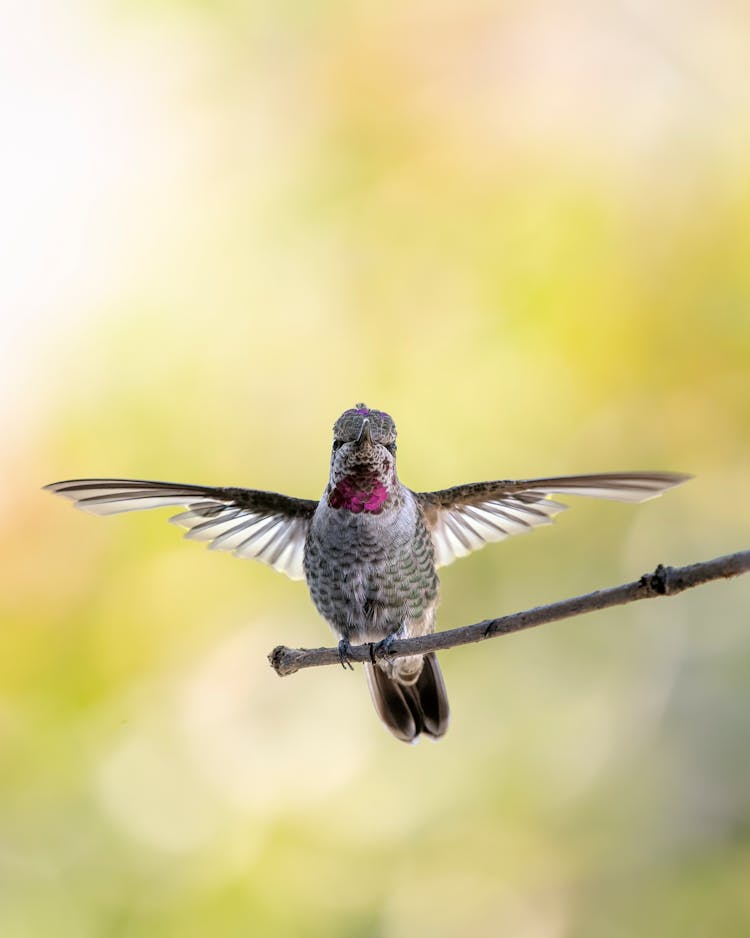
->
{"left": 417, "top": 472, "right": 690, "bottom": 568}
{"left": 44, "top": 478, "right": 316, "bottom": 580}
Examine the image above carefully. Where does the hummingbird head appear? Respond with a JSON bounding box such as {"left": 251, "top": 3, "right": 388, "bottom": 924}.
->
{"left": 327, "top": 404, "right": 398, "bottom": 514}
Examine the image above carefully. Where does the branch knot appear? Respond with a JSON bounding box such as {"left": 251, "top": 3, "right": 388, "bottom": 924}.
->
{"left": 642, "top": 563, "right": 674, "bottom": 595}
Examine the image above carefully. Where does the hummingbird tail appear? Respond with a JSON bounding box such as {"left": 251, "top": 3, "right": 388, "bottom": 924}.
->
{"left": 364, "top": 652, "right": 450, "bottom": 743}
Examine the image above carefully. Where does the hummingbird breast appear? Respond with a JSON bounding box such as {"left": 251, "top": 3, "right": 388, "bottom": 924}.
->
{"left": 303, "top": 486, "right": 439, "bottom": 644}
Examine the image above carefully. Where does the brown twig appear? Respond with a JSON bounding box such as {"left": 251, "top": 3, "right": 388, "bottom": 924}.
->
{"left": 268, "top": 549, "right": 750, "bottom": 676}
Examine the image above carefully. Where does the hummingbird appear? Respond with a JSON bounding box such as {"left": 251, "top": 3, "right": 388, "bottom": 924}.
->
{"left": 45, "top": 404, "right": 689, "bottom": 743}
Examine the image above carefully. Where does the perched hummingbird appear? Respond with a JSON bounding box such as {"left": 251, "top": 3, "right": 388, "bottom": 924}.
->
{"left": 46, "top": 404, "right": 689, "bottom": 743}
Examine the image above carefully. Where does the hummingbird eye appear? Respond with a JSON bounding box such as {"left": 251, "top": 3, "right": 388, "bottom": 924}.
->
{"left": 332, "top": 440, "right": 344, "bottom": 451}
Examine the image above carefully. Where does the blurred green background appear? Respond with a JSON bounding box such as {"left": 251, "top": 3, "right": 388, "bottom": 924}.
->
{"left": 2, "top": 1, "right": 749, "bottom": 936}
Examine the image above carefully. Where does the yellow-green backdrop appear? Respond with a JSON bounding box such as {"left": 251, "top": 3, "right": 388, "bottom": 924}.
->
{"left": 3, "top": 3, "right": 749, "bottom": 936}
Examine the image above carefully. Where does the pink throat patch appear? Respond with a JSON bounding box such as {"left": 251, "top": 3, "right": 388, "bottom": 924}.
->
{"left": 328, "top": 475, "right": 389, "bottom": 514}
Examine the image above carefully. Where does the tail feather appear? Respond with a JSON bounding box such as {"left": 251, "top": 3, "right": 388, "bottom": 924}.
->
{"left": 364, "top": 652, "right": 449, "bottom": 743}
{"left": 412, "top": 653, "right": 450, "bottom": 738}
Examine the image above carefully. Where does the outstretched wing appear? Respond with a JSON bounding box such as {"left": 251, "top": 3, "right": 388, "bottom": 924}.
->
{"left": 44, "top": 478, "right": 318, "bottom": 580}
{"left": 416, "top": 472, "right": 691, "bottom": 568}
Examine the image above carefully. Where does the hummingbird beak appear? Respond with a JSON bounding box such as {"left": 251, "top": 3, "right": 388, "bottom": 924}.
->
{"left": 356, "top": 418, "right": 373, "bottom": 446}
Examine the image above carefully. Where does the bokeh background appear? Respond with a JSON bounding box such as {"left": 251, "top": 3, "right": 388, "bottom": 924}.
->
{"left": 2, "top": 1, "right": 750, "bottom": 935}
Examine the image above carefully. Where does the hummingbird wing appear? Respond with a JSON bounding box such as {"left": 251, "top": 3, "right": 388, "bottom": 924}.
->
{"left": 44, "top": 478, "right": 317, "bottom": 580}
{"left": 416, "top": 472, "right": 691, "bottom": 568}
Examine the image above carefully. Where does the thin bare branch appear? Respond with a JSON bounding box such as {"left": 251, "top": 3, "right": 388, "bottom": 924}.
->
{"left": 268, "top": 549, "right": 750, "bottom": 676}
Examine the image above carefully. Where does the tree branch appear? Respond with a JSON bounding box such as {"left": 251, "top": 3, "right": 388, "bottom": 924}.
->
{"left": 268, "top": 549, "right": 750, "bottom": 676}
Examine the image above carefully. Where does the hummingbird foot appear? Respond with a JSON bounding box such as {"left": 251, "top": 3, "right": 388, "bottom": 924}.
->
{"left": 337, "top": 638, "right": 355, "bottom": 671}
{"left": 372, "top": 633, "right": 397, "bottom": 662}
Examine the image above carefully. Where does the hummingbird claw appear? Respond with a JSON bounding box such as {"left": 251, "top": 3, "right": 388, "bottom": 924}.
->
{"left": 337, "top": 638, "right": 355, "bottom": 670}
{"left": 372, "top": 633, "right": 397, "bottom": 661}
